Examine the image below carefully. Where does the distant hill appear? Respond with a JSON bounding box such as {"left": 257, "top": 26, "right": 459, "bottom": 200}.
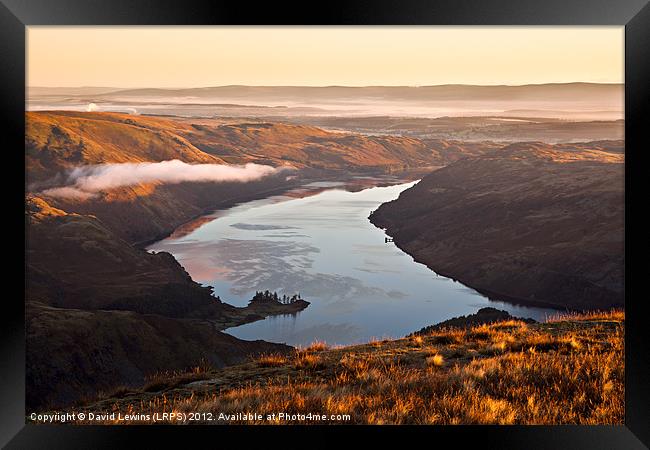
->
{"left": 28, "top": 83, "right": 624, "bottom": 121}
{"left": 286, "top": 115, "right": 624, "bottom": 142}
{"left": 99, "top": 83, "right": 623, "bottom": 103}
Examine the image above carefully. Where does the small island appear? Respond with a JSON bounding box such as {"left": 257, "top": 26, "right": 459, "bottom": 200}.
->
{"left": 214, "top": 290, "right": 310, "bottom": 330}
{"left": 246, "top": 290, "right": 310, "bottom": 315}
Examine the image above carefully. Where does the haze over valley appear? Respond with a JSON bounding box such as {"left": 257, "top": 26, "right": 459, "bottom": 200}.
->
{"left": 29, "top": 83, "right": 624, "bottom": 140}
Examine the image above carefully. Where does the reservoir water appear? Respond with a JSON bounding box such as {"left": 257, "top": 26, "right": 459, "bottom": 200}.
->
{"left": 148, "top": 179, "right": 557, "bottom": 346}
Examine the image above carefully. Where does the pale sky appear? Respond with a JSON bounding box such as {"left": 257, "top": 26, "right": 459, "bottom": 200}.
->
{"left": 27, "top": 27, "right": 624, "bottom": 88}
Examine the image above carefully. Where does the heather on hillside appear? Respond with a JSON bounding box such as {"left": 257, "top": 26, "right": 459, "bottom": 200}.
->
{"left": 70, "top": 310, "right": 624, "bottom": 425}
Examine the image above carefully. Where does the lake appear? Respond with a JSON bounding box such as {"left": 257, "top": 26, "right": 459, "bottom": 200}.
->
{"left": 148, "top": 179, "right": 557, "bottom": 346}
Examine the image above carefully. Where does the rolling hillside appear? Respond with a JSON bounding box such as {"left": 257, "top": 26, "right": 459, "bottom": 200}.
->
{"left": 26, "top": 111, "right": 501, "bottom": 244}
{"left": 27, "top": 111, "right": 457, "bottom": 184}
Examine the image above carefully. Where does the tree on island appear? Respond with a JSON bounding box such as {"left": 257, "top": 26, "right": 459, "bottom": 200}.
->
{"left": 250, "top": 290, "right": 303, "bottom": 305}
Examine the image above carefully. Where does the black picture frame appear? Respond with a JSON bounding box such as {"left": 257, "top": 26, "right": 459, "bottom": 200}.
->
{"left": 2, "top": 0, "right": 649, "bottom": 447}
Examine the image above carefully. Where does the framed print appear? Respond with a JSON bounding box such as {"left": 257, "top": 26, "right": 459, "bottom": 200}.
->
{"left": 2, "top": 0, "right": 649, "bottom": 447}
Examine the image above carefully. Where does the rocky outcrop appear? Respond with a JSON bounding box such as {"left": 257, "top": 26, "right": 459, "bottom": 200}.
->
{"left": 409, "top": 307, "right": 536, "bottom": 336}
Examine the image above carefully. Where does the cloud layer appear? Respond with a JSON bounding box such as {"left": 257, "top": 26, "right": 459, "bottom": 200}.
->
{"left": 42, "top": 160, "right": 281, "bottom": 199}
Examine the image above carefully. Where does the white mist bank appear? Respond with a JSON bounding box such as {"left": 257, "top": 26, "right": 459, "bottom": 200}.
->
{"left": 42, "top": 160, "right": 283, "bottom": 199}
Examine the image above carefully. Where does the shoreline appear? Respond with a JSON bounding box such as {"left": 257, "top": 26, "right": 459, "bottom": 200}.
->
{"left": 154, "top": 171, "right": 563, "bottom": 338}
{"left": 135, "top": 169, "right": 426, "bottom": 250}
{"left": 140, "top": 170, "right": 425, "bottom": 335}
{"left": 214, "top": 299, "right": 311, "bottom": 331}
{"left": 368, "top": 218, "right": 584, "bottom": 313}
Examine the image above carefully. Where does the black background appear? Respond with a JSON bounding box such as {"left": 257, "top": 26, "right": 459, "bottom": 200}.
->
{"left": 1, "top": 0, "right": 649, "bottom": 447}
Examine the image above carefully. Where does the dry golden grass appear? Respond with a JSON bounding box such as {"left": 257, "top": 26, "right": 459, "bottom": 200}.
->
{"left": 255, "top": 354, "right": 289, "bottom": 368}
{"left": 368, "top": 337, "right": 390, "bottom": 348}
{"left": 74, "top": 310, "right": 624, "bottom": 425}
{"left": 545, "top": 308, "right": 625, "bottom": 323}
{"left": 294, "top": 352, "right": 326, "bottom": 371}
{"left": 303, "top": 341, "right": 329, "bottom": 352}
{"left": 425, "top": 354, "right": 445, "bottom": 367}
{"left": 141, "top": 362, "right": 213, "bottom": 393}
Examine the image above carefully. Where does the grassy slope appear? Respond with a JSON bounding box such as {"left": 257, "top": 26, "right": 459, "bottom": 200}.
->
{"left": 74, "top": 310, "right": 623, "bottom": 425}
{"left": 26, "top": 111, "right": 460, "bottom": 184}
{"left": 26, "top": 111, "right": 225, "bottom": 184}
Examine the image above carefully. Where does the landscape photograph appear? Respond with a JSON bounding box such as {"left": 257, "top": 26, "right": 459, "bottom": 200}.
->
{"left": 25, "top": 26, "right": 624, "bottom": 425}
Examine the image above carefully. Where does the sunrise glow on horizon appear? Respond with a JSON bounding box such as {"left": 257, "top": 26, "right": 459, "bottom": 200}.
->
{"left": 27, "top": 26, "right": 623, "bottom": 88}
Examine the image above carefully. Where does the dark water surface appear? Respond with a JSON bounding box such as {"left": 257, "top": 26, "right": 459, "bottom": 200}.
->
{"left": 148, "top": 180, "right": 556, "bottom": 346}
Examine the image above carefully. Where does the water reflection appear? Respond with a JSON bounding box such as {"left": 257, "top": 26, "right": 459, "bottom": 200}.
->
{"left": 149, "top": 179, "right": 558, "bottom": 346}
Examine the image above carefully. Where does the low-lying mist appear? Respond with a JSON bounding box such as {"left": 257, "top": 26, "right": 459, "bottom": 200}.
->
{"left": 41, "top": 160, "right": 284, "bottom": 199}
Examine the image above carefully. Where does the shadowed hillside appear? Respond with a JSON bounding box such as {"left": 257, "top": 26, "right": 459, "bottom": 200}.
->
{"left": 370, "top": 142, "right": 624, "bottom": 310}
{"left": 26, "top": 196, "right": 299, "bottom": 411}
